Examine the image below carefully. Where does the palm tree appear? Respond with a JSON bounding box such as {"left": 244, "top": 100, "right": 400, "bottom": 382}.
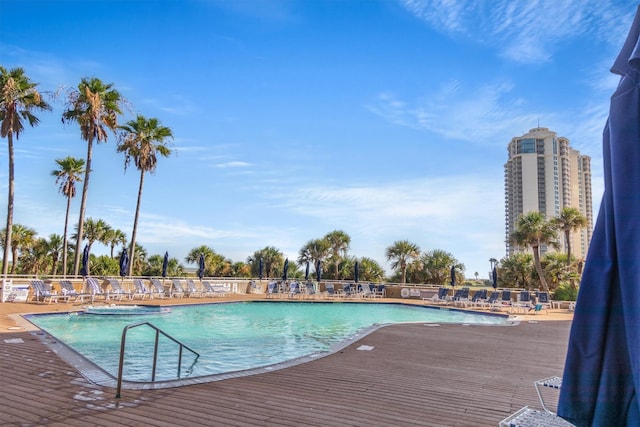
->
{"left": 43, "top": 234, "right": 63, "bottom": 276}
{"left": 551, "top": 207, "right": 588, "bottom": 266}
{"left": 62, "top": 77, "right": 122, "bottom": 275}
{"left": 19, "top": 237, "right": 49, "bottom": 276}
{"left": 297, "top": 238, "right": 329, "bottom": 275}
{"left": 77, "top": 218, "right": 109, "bottom": 275}
{"left": 416, "top": 249, "right": 463, "bottom": 285}
{"left": 540, "top": 252, "right": 576, "bottom": 291}
{"left": 232, "top": 262, "right": 251, "bottom": 278}
{"left": 385, "top": 240, "right": 420, "bottom": 284}
{"left": 248, "top": 246, "right": 283, "bottom": 279}
{"left": 500, "top": 253, "right": 534, "bottom": 289}
{"left": 0, "top": 224, "right": 37, "bottom": 274}
{"left": 324, "top": 230, "right": 351, "bottom": 279}
{"left": 354, "top": 256, "right": 384, "bottom": 282}
{"left": 103, "top": 227, "right": 127, "bottom": 259}
{"left": 143, "top": 254, "right": 184, "bottom": 277}
{"left": 117, "top": 115, "right": 173, "bottom": 275}
{"left": 128, "top": 243, "right": 147, "bottom": 276}
{"left": 510, "top": 211, "right": 559, "bottom": 293}
{"left": 51, "top": 156, "right": 84, "bottom": 276}
{"left": 0, "top": 67, "right": 51, "bottom": 276}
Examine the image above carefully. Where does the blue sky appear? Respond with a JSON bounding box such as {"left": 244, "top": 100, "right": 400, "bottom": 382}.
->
{"left": 0, "top": 0, "right": 636, "bottom": 279}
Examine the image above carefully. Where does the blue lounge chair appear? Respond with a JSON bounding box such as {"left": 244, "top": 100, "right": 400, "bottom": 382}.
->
{"left": 266, "top": 281, "right": 279, "bottom": 298}
{"left": 288, "top": 281, "right": 301, "bottom": 298}
{"left": 535, "top": 292, "right": 552, "bottom": 313}
{"left": 514, "top": 290, "right": 532, "bottom": 312}
{"left": 324, "top": 283, "right": 338, "bottom": 298}
{"left": 425, "top": 287, "right": 449, "bottom": 304}
{"left": 499, "top": 289, "right": 512, "bottom": 308}
{"left": 304, "top": 282, "right": 317, "bottom": 299}
{"left": 342, "top": 283, "right": 355, "bottom": 298}
{"left": 478, "top": 291, "right": 500, "bottom": 310}
{"left": 467, "top": 289, "right": 487, "bottom": 307}
{"left": 453, "top": 287, "right": 470, "bottom": 306}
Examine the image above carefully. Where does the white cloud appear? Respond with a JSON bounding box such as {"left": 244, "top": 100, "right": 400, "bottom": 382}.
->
{"left": 367, "top": 80, "right": 540, "bottom": 144}
{"left": 398, "top": 0, "right": 634, "bottom": 63}
{"left": 216, "top": 161, "right": 251, "bottom": 168}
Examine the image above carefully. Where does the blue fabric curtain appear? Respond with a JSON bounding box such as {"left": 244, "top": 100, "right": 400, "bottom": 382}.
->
{"left": 558, "top": 6, "right": 640, "bottom": 425}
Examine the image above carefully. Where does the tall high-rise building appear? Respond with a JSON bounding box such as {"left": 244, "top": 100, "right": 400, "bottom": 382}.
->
{"left": 504, "top": 127, "right": 593, "bottom": 259}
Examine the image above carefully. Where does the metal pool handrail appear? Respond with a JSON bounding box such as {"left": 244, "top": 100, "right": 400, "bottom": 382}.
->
{"left": 115, "top": 321, "right": 200, "bottom": 398}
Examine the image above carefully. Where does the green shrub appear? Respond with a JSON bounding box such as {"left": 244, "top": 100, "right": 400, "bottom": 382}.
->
{"left": 552, "top": 283, "right": 578, "bottom": 301}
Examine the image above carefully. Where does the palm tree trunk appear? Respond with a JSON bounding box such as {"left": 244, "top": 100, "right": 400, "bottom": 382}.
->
{"left": 2, "top": 134, "right": 14, "bottom": 276}
{"left": 51, "top": 254, "right": 58, "bottom": 276}
{"left": 73, "top": 140, "right": 93, "bottom": 275}
{"left": 532, "top": 246, "right": 549, "bottom": 293}
{"left": 11, "top": 247, "right": 17, "bottom": 274}
{"left": 565, "top": 229, "right": 572, "bottom": 266}
{"left": 62, "top": 194, "right": 71, "bottom": 278}
{"left": 128, "top": 169, "right": 145, "bottom": 276}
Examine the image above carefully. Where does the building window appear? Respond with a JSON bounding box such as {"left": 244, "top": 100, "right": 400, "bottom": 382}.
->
{"left": 518, "top": 138, "right": 536, "bottom": 153}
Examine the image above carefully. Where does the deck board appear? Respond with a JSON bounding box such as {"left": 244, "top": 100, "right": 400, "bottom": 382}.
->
{"left": 0, "top": 320, "right": 570, "bottom": 426}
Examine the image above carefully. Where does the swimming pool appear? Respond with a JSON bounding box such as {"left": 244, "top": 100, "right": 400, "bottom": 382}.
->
{"left": 26, "top": 301, "right": 508, "bottom": 384}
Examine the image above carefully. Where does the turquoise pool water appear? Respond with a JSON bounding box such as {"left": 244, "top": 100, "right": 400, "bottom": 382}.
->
{"left": 26, "top": 302, "right": 507, "bottom": 382}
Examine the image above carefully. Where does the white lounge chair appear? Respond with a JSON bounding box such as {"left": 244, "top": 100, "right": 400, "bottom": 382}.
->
{"left": 170, "top": 279, "right": 185, "bottom": 298}
{"left": 75, "top": 277, "right": 107, "bottom": 303}
{"left": 185, "top": 279, "right": 203, "bottom": 298}
{"left": 107, "top": 278, "right": 133, "bottom": 300}
{"left": 149, "top": 279, "right": 168, "bottom": 298}
{"left": 132, "top": 279, "right": 152, "bottom": 300}
{"left": 30, "top": 280, "right": 70, "bottom": 304}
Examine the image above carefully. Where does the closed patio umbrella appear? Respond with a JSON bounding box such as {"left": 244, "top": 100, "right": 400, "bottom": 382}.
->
{"left": 315, "top": 260, "right": 321, "bottom": 282}
{"left": 119, "top": 248, "right": 129, "bottom": 278}
{"left": 492, "top": 267, "right": 497, "bottom": 290}
{"left": 354, "top": 261, "right": 359, "bottom": 284}
{"left": 304, "top": 261, "right": 310, "bottom": 282}
{"left": 162, "top": 251, "right": 169, "bottom": 278}
{"left": 80, "top": 244, "right": 89, "bottom": 277}
{"left": 282, "top": 258, "right": 289, "bottom": 281}
{"left": 259, "top": 258, "right": 263, "bottom": 280}
{"left": 558, "top": 6, "right": 640, "bottom": 425}
{"left": 197, "top": 253, "right": 205, "bottom": 280}
{"left": 450, "top": 265, "right": 456, "bottom": 288}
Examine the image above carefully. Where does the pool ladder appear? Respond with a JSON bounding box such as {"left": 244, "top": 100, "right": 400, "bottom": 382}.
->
{"left": 116, "top": 321, "right": 200, "bottom": 398}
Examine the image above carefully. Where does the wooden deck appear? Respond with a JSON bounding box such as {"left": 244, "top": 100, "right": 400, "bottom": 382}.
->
{"left": 0, "top": 319, "right": 570, "bottom": 426}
